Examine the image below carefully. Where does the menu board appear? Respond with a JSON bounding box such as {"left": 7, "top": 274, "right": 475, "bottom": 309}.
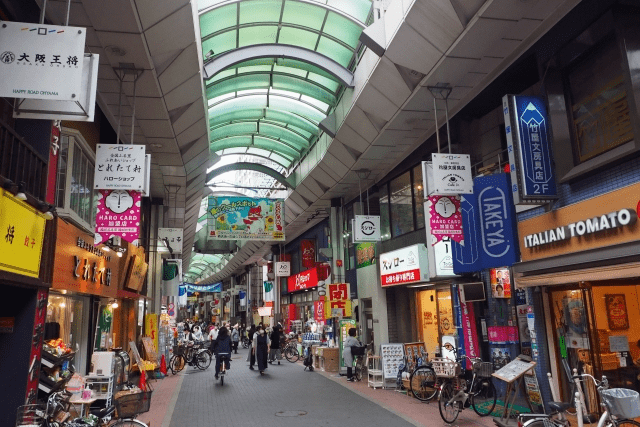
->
{"left": 380, "top": 343, "right": 405, "bottom": 380}
{"left": 404, "top": 342, "right": 428, "bottom": 373}
{"left": 492, "top": 358, "right": 536, "bottom": 383}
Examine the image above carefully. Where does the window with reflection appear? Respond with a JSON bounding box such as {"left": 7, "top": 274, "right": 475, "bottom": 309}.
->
{"left": 379, "top": 183, "right": 391, "bottom": 241}
{"left": 390, "top": 172, "right": 414, "bottom": 237}
{"left": 413, "top": 165, "right": 425, "bottom": 230}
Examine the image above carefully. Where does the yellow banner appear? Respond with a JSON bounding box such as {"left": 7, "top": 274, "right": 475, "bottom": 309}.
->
{"left": 0, "top": 189, "right": 46, "bottom": 278}
{"left": 324, "top": 283, "right": 352, "bottom": 318}
{"left": 144, "top": 313, "right": 158, "bottom": 353}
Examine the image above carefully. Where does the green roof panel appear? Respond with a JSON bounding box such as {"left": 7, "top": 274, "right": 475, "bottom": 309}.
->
{"left": 281, "top": 1, "right": 326, "bottom": 30}
{"left": 239, "top": 0, "right": 283, "bottom": 24}
{"left": 239, "top": 25, "right": 279, "bottom": 48}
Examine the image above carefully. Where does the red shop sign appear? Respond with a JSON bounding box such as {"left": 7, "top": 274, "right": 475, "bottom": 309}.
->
{"left": 287, "top": 267, "right": 319, "bottom": 292}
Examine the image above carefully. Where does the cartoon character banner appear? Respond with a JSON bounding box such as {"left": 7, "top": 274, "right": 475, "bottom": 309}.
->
{"left": 94, "top": 190, "right": 141, "bottom": 245}
{"left": 207, "top": 196, "right": 285, "bottom": 241}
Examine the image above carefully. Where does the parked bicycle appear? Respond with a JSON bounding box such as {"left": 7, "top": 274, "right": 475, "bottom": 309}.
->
{"left": 283, "top": 339, "right": 300, "bottom": 363}
{"left": 436, "top": 345, "right": 497, "bottom": 424}
{"left": 410, "top": 359, "right": 441, "bottom": 401}
{"left": 519, "top": 373, "right": 640, "bottom": 427}
{"left": 169, "top": 341, "right": 211, "bottom": 374}
{"left": 241, "top": 336, "right": 250, "bottom": 349}
{"left": 353, "top": 342, "right": 372, "bottom": 381}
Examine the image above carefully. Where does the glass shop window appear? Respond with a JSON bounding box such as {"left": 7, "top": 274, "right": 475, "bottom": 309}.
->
{"left": 413, "top": 165, "right": 425, "bottom": 230}
{"left": 389, "top": 172, "right": 414, "bottom": 237}
{"left": 379, "top": 183, "right": 391, "bottom": 241}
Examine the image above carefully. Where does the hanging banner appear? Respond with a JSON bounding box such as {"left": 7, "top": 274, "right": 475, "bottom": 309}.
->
{"left": 353, "top": 215, "right": 381, "bottom": 242}
{"left": 207, "top": 196, "right": 284, "bottom": 240}
{"left": 162, "top": 259, "right": 182, "bottom": 296}
{"left": 239, "top": 290, "right": 246, "bottom": 307}
{"left": 301, "top": 239, "right": 316, "bottom": 269}
{"left": 263, "top": 281, "right": 275, "bottom": 302}
{"left": 94, "top": 144, "right": 147, "bottom": 191}
{"left": 431, "top": 154, "right": 473, "bottom": 195}
{"left": 181, "top": 283, "right": 222, "bottom": 293}
{"left": 314, "top": 299, "right": 325, "bottom": 322}
{"left": 460, "top": 301, "right": 480, "bottom": 370}
{"left": 144, "top": 313, "right": 159, "bottom": 354}
{"left": 429, "top": 195, "right": 463, "bottom": 244}
{"left": 452, "top": 174, "right": 519, "bottom": 273}
{"left": 157, "top": 228, "right": 183, "bottom": 254}
{"left": 503, "top": 95, "right": 557, "bottom": 204}
{"left": 0, "top": 21, "right": 86, "bottom": 101}
{"left": 324, "top": 283, "right": 352, "bottom": 318}
{"left": 46, "top": 120, "right": 61, "bottom": 205}
{"left": 94, "top": 190, "right": 141, "bottom": 245}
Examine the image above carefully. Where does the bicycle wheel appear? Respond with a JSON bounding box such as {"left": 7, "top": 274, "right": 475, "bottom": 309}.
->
{"left": 522, "top": 420, "right": 554, "bottom": 427}
{"left": 471, "top": 378, "right": 497, "bottom": 417}
{"left": 285, "top": 347, "right": 300, "bottom": 363}
{"left": 410, "top": 366, "right": 439, "bottom": 402}
{"left": 170, "top": 354, "right": 186, "bottom": 373}
{"left": 196, "top": 350, "right": 212, "bottom": 370}
{"left": 112, "top": 419, "right": 149, "bottom": 427}
{"left": 354, "top": 361, "right": 363, "bottom": 381}
{"left": 611, "top": 421, "right": 640, "bottom": 427}
{"left": 439, "top": 382, "right": 461, "bottom": 424}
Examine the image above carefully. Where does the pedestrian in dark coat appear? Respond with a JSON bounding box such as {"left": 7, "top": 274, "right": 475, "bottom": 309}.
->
{"left": 247, "top": 324, "right": 257, "bottom": 369}
{"left": 252, "top": 325, "right": 271, "bottom": 375}
{"left": 269, "top": 325, "right": 282, "bottom": 364}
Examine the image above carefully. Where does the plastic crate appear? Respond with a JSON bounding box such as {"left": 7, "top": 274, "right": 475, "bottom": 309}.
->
{"left": 473, "top": 361, "right": 493, "bottom": 378}
{"left": 431, "top": 358, "right": 461, "bottom": 378}
{"left": 114, "top": 391, "right": 153, "bottom": 418}
{"left": 601, "top": 388, "right": 640, "bottom": 419}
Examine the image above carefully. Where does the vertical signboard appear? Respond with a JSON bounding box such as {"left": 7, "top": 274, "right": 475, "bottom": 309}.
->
{"left": 339, "top": 319, "right": 357, "bottom": 371}
{"left": 452, "top": 174, "right": 519, "bottom": 273}
{"left": 503, "top": 95, "right": 557, "bottom": 204}
{"left": 94, "top": 190, "right": 141, "bottom": 245}
{"left": 301, "top": 239, "right": 316, "bottom": 269}
{"left": 46, "top": 120, "right": 61, "bottom": 205}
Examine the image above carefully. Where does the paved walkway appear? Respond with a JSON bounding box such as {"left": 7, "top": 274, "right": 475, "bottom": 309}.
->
{"left": 144, "top": 347, "right": 498, "bottom": 427}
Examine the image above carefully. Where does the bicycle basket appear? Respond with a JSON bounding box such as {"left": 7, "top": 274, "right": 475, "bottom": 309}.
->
{"left": 114, "top": 391, "right": 153, "bottom": 418}
{"left": 600, "top": 388, "right": 640, "bottom": 419}
{"left": 431, "top": 358, "right": 461, "bottom": 378}
{"left": 15, "top": 404, "right": 45, "bottom": 427}
{"left": 473, "top": 361, "right": 493, "bottom": 378}
{"left": 172, "top": 345, "right": 185, "bottom": 356}
{"left": 351, "top": 345, "right": 366, "bottom": 356}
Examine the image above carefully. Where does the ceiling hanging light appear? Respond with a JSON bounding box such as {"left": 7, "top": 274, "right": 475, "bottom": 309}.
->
{"left": 15, "top": 181, "right": 27, "bottom": 201}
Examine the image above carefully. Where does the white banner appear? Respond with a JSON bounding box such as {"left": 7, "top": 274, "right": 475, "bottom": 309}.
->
{"left": 94, "top": 144, "right": 147, "bottom": 191}
{"left": 162, "top": 259, "right": 182, "bottom": 296}
{"left": 158, "top": 228, "right": 183, "bottom": 254}
{"left": 275, "top": 261, "right": 290, "bottom": 277}
{"left": 353, "top": 215, "right": 381, "bottom": 242}
{"left": 431, "top": 153, "right": 473, "bottom": 195}
{"left": 0, "top": 21, "right": 86, "bottom": 101}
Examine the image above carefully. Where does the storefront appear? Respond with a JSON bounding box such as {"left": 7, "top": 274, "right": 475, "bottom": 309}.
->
{"left": 284, "top": 265, "right": 332, "bottom": 336}
{"left": 514, "top": 182, "right": 640, "bottom": 408}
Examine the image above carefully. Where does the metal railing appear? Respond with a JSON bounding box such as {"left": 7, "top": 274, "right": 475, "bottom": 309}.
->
{"left": 0, "top": 118, "right": 49, "bottom": 201}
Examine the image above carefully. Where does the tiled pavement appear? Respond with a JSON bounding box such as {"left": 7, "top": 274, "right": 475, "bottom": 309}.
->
{"left": 144, "top": 347, "right": 498, "bottom": 427}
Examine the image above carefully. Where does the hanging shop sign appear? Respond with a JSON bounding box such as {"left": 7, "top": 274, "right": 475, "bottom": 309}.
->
{"left": 94, "top": 144, "right": 146, "bottom": 191}
{"left": 162, "top": 259, "right": 182, "bottom": 296}
{"left": 0, "top": 21, "right": 86, "bottom": 100}
{"left": 324, "top": 283, "right": 352, "bottom": 318}
{"left": 353, "top": 215, "right": 381, "bottom": 242}
{"left": 379, "top": 244, "right": 430, "bottom": 287}
{"left": 94, "top": 190, "right": 141, "bottom": 245}
{"left": 314, "top": 299, "right": 325, "bottom": 322}
{"left": 301, "top": 239, "right": 316, "bottom": 268}
{"left": 0, "top": 189, "right": 46, "bottom": 278}
{"left": 263, "top": 281, "right": 275, "bottom": 302}
{"left": 287, "top": 267, "right": 319, "bottom": 292}
{"left": 207, "top": 196, "right": 284, "bottom": 241}
{"left": 452, "top": 174, "right": 519, "bottom": 274}
{"left": 503, "top": 95, "right": 557, "bottom": 204}
{"left": 157, "top": 228, "right": 183, "bottom": 254}
{"left": 428, "top": 196, "right": 463, "bottom": 245}
{"left": 46, "top": 120, "right": 61, "bottom": 205}
{"left": 430, "top": 154, "right": 473, "bottom": 195}
{"left": 275, "top": 261, "right": 290, "bottom": 277}
{"left": 124, "top": 254, "right": 147, "bottom": 292}
{"left": 518, "top": 182, "right": 640, "bottom": 262}
{"left": 52, "top": 219, "right": 123, "bottom": 297}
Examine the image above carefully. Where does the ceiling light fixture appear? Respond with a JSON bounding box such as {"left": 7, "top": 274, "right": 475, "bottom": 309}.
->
{"left": 15, "top": 182, "right": 27, "bottom": 201}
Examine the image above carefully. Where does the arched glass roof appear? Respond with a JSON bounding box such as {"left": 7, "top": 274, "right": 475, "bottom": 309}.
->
{"left": 200, "top": 0, "right": 372, "bottom": 172}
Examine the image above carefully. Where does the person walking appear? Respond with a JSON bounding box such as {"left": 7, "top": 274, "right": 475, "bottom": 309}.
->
{"left": 253, "top": 325, "right": 270, "bottom": 375}
{"left": 343, "top": 328, "right": 359, "bottom": 382}
{"left": 231, "top": 325, "right": 240, "bottom": 354}
{"left": 269, "top": 325, "right": 282, "bottom": 365}
{"left": 212, "top": 326, "right": 232, "bottom": 380}
{"left": 246, "top": 324, "right": 256, "bottom": 370}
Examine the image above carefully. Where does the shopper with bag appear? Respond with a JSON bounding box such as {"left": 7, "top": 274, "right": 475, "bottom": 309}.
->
{"left": 343, "top": 328, "right": 360, "bottom": 382}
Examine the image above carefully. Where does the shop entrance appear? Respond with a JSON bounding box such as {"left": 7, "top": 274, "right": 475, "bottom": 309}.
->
{"left": 550, "top": 282, "right": 640, "bottom": 413}
{"left": 416, "top": 287, "right": 453, "bottom": 357}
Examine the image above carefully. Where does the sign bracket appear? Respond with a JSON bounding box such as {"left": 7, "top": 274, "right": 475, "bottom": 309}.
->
{"left": 428, "top": 84, "right": 453, "bottom": 154}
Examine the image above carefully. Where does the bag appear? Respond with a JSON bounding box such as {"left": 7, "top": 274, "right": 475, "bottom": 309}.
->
{"left": 351, "top": 345, "right": 366, "bottom": 356}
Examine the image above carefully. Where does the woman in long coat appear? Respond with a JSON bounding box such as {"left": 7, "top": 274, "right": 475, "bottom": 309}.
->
{"left": 252, "top": 325, "right": 271, "bottom": 375}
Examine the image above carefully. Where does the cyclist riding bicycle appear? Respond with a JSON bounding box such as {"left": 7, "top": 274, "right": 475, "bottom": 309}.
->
{"left": 213, "top": 326, "right": 232, "bottom": 380}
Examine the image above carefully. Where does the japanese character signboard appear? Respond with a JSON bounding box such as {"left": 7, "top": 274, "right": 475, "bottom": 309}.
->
{"left": 207, "top": 196, "right": 285, "bottom": 241}
{"left": 94, "top": 190, "right": 141, "bottom": 245}
{"left": 428, "top": 196, "right": 463, "bottom": 245}
{"left": 379, "top": 244, "right": 430, "bottom": 287}
{"left": 94, "top": 144, "right": 146, "bottom": 191}
{"left": 0, "top": 189, "right": 46, "bottom": 278}
{"left": 0, "top": 21, "right": 86, "bottom": 101}
{"left": 324, "top": 283, "right": 352, "bottom": 318}
{"left": 157, "top": 228, "right": 183, "bottom": 254}
{"left": 353, "top": 215, "right": 381, "bottom": 242}
{"left": 503, "top": 95, "right": 557, "bottom": 204}
{"left": 431, "top": 154, "right": 473, "bottom": 195}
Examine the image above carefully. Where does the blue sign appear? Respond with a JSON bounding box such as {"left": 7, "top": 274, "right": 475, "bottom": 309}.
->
{"left": 453, "top": 174, "right": 519, "bottom": 273}
{"left": 180, "top": 282, "right": 222, "bottom": 293}
{"left": 503, "top": 95, "right": 557, "bottom": 204}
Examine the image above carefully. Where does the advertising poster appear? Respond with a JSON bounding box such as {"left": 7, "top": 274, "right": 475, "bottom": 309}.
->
{"left": 94, "top": 190, "right": 141, "bottom": 245}
{"left": 428, "top": 195, "right": 463, "bottom": 244}
{"left": 491, "top": 347, "right": 511, "bottom": 371}
{"left": 355, "top": 242, "right": 376, "bottom": 269}
{"left": 524, "top": 373, "right": 545, "bottom": 413}
{"left": 460, "top": 301, "right": 480, "bottom": 369}
{"left": 207, "top": 196, "right": 284, "bottom": 241}
{"left": 325, "top": 283, "right": 352, "bottom": 318}
{"left": 314, "top": 299, "right": 325, "bottom": 323}
{"left": 490, "top": 268, "right": 511, "bottom": 298}
{"left": 301, "top": 239, "right": 316, "bottom": 268}
{"left": 605, "top": 294, "right": 630, "bottom": 330}
{"left": 145, "top": 313, "right": 159, "bottom": 354}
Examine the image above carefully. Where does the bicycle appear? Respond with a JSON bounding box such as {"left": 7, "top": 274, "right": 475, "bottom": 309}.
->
{"left": 353, "top": 342, "right": 372, "bottom": 381}
{"left": 410, "top": 360, "right": 441, "bottom": 402}
{"left": 170, "top": 341, "right": 211, "bottom": 373}
{"left": 215, "top": 352, "right": 230, "bottom": 386}
{"left": 436, "top": 346, "right": 497, "bottom": 424}
{"left": 283, "top": 340, "right": 300, "bottom": 363}
{"left": 519, "top": 374, "right": 640, "bottom": 427}
{"left": 241, "top": 336, "right": 250, "bottom": 349}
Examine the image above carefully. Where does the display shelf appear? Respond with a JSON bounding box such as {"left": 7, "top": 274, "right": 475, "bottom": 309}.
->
{"left": 41, "top": 349, "right": 75, "bottom": 367}
{"left": 85, "top": 374, "right": 114, "bottom": 406}
{"left": 367, "top": 356, "right": 384, "bottom": 389}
